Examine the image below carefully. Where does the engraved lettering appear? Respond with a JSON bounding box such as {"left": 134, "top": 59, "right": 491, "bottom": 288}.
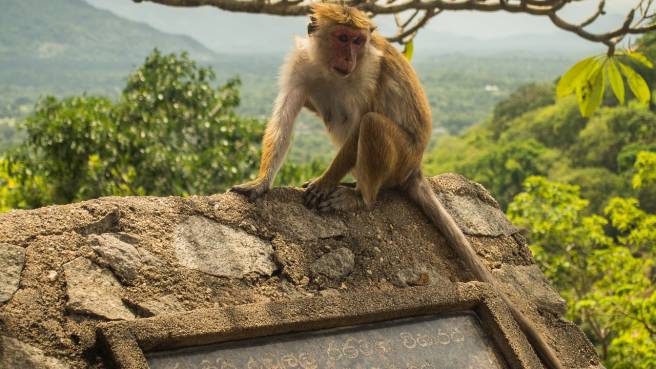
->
{"left": 327, "top": 341, "right": 342, "bottom": 361}
{"left": 436, "top": 329, "right": 450, "bottom": 345}
{"left": 343, "top": 338, "right": 359, "bottom": 359}
{"left": 400, "top": 332, "right": 417, "bottom": 349}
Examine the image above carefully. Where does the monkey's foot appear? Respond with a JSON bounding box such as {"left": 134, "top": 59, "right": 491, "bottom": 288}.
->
{"left": 317, "top": 187, "right": 364, "bottom": 213}
{"left": 229, "top": 179, "right": 269, "bottom": 200}
{"left": 303, "top": 179, "right": 338, "bottom": 208}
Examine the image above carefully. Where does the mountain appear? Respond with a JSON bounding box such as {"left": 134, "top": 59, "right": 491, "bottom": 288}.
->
{"left": 0, "top": 0, "right": 215, "bottom": 63}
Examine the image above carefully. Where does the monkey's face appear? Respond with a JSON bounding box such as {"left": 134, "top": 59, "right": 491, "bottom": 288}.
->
{"left": 323, "top": 25, "right": 368, "bottom": 78}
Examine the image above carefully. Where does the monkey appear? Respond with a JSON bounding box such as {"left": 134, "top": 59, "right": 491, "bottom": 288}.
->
{"left": 230, "top": 4, "right": 564, "bottom": 369}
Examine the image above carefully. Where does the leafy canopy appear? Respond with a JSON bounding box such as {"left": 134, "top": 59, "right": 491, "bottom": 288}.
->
{"left": 5, "top": 50, "right": 264, "bottom": 208}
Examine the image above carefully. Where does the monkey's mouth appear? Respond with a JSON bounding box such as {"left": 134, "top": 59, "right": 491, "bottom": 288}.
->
{"left": 333, "top": 66, "right": 350, "bottom": 77}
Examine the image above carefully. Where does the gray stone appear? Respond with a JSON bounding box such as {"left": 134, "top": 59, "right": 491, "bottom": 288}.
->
{"left": 494, "top": 264, "right": 567, "bottom": 316}
{"left": 136, "top": 294, "right": 186, "bottom": 317}
{"left": 0, "top": 335, "right": 70, "bottom": 369}
{"left": 311, "top": 247, "right": 355, "bottom": 280}
{"left": 0, "top": 243, "right": 25, "bottom": 303}
{"left": 438, "top": 192, "right": 519, "bottom": 236}
{"left": 89, "top": 233, "right": 142, "bottom": 284}
{"left": 174, "top": 216, "right": 277, "bottom": 278}
{"left": 63, "top": 257, "right": 134, "bottom": 320}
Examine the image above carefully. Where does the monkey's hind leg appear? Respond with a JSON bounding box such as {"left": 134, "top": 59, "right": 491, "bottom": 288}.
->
{"left": 318, "top": 112, "right": 413, "bottom": 212}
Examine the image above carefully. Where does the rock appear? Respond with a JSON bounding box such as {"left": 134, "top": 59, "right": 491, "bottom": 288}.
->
{"left": 393, "top": 266, "right": 452, "bottom": 288}
{"left": 0, "top": 244, "right": 25, "bottom": 303}
{"left": 263, "top": 201, "right": 348, "bottom": 240}
{"left": 0, "top": 335, "right": 70, "bottom": 369}
{"left": 318, "top": 288, "right": 340, "bottom": 297}
{"left": 437, "top": 192, "right": 519, "bottom": 237}
{"left": 494, "top": 264, "right": 567, "bottom": 316}
{"left": 311, "top": 247, "right": 355, "bottom": 280}
{"left": 89, "top": 233, "right": 142, "bottom": 284}
{"left": 174, "top": 216, "right": 277, "bottom": 278}
{"left": 135, "top": 294, "right": 186, "bottom": 317}
{"left": 63, "top": 257, "right": 134, "bottom": 320}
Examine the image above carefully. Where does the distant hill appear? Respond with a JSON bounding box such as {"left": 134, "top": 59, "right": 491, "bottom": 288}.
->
{"left": 0, "top": 0, "right": 217, "bottom": 117}
{"left": 0, "top": 0, "right": 215, "bottom": 63}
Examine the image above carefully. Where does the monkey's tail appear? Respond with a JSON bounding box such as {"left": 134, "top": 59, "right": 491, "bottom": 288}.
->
{"left": 403, "top": 172, "right": 565, "bottom": 369}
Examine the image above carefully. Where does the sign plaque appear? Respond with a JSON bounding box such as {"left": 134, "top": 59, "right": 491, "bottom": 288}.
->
{"left": 98, "top": 284, "right": 543, "bottom": 369}
{"left": 147, "top": 313, "right": 507, "bottom": 369}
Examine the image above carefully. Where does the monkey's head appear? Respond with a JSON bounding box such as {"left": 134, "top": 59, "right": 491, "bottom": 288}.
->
{"left": 308, "top": 3, "right": 376, "bottom": 78}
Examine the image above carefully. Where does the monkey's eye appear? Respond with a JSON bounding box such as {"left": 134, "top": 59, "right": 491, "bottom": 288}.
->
{"left": 353, "top": 37, "right": 364, "bottom": 45}
{"left": 337, "top": 34, "right": 349, "bottom": 43}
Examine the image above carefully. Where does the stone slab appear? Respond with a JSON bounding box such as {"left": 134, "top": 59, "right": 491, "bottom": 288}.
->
{"left": 0, "top": 243, "right": 25, "bottom": 303}
{"left": 0, "top": 335, "right": 70, "bottom": 369}
{"left": 438, "top": 193, "right": 519, "bottom": 237}
{"left": 63, "top": 257, "right": 134, "bottom": 320}
{"left": 147, "top": 313, "right": 508, "bottom": 369}
{"left": 174, "top": 216, "right": 277, "bottom": 278}
{"left": 89, "top": 233, "right": 142, "bottom": 284}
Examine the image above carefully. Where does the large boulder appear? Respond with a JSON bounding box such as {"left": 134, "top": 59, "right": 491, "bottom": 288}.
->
{"left": 0, "top": 174, "right": 602, "bottom": 369}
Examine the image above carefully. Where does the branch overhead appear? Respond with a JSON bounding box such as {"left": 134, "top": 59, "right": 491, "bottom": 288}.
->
{"left": 136, "top": 0, "right": 656, "bottom": 51}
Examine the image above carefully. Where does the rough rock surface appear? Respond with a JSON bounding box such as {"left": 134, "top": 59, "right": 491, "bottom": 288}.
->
{"left": 89, "top": 233, "right": 142, "bottom": 284}
{"left": 63, "top": 257, "right": 135, "bottom": 321}
{"left": 0, "top": 174, "right": 602, "bottom": 369}
{"left": 438, "top": 192, "right": 519, "bottom": 236}
{"left": 494, "top": 264, "right": 568, "bottom": 316}
{"left": 0, "top": 243, "right": 25, "bottom": 302}
{"left": 133, "top": 294, "right": 186, "bottom": 317}
{"left": 310, "top": 247, "right": 355, "bottom": 280}
{"left": 174, "top": 215, "right": 277, "bottom": 278}
{"left": 0, "top": 335, "right": 70, "bottom": 369}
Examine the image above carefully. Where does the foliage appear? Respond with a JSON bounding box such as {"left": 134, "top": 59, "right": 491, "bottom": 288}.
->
{"left": 3, "top": 50, "right": 266, "bottom": 208}
{"left": 557, "top": 52, "right": 653, "bottom": 117}
{"left": 633, "top": 151, "right": 656, "bottom": 189}
{"left": 508, "top": 172, "right": 656, "bottom": 366}
{"left": 425, "top": 82, "right": 656, "bottom": 213}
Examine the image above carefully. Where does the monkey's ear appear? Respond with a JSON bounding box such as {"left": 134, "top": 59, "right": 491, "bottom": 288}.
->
{"left": 307, "top": 15, "right": 318, "bottom": 35}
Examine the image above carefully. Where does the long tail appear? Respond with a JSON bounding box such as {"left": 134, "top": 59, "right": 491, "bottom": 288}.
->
{"left": 404, "top": 173, "right": 564, "bottom": 369}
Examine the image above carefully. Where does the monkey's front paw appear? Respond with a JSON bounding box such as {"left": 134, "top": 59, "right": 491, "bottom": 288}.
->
{"left": 317, "top": 187, "right": 364, "bottom": 213}
{"left": 230, "top": 179, "right": 269, "bottom": 200}
{"left": 303, "top": 179, "right": 337, "bottom": 208}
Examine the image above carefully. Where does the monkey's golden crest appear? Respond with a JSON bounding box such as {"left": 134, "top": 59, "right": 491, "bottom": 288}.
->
{"left": 231, "top": 4, "right": 563, "bottom": 369}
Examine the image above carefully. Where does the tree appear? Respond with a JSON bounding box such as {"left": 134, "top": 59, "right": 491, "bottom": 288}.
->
{"left": 508, "top": 167, "right": 656, "bottom": 367}
{"left": 5, "top": 50, "right": 265, "bottom": 208}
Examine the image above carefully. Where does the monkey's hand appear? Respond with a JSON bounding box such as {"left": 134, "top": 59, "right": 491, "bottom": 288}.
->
{"left": 303, "top": 178, "right": 337, "bottom": 209}
{"left": 230, "top": 179, "right": 270, "bottom": 200}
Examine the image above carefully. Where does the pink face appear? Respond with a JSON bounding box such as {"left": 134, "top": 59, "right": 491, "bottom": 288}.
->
{"left": 330, "top": 26, "right": 367, "bottom": 77}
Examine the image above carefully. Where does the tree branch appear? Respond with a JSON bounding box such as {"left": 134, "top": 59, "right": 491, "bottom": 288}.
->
{"left": 136, "top": 0, "right": 656, "bottom": 52}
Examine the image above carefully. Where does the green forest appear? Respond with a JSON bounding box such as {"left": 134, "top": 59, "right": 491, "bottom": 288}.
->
{"left": 1, "top": 25, "right": 655, "bottom": 369}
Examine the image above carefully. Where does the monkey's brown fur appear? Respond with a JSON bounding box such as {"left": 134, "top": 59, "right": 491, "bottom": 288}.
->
{"left": 231, "top": 4, "right": 564, "bottom": 369}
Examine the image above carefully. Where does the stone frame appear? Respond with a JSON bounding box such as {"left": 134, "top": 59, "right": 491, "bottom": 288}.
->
{"left": 97, "top": 282, "right": 543, "bottom": 369}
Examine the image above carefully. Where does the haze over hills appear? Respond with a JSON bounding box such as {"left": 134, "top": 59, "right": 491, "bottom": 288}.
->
{"left": 0, "top": 0, "right": 214, "bottom": 63}
{"left": 0, "top": 0, "right": 611, "bottom": 143}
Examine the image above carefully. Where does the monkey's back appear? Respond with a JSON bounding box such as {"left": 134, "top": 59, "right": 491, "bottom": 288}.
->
{"left": 371, "top": 35, "right": 432, "bottom": 151}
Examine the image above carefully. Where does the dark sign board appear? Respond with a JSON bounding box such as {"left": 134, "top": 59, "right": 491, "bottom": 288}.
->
{"left": 147, "top": 313, "right": 507, "bottom": 369}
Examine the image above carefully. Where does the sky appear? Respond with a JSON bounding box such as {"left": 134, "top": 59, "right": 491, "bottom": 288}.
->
{"left": 85, "top": 0, "right": 641, "bottom": 55}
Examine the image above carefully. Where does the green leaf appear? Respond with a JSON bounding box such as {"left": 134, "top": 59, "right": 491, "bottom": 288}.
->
{"left": 402, "top": 40, "right": 414, "bottom": 61}
{"left": 607, "top": 58, "right": 625, "bottom": 104}
{"left": 576, "top": 61, "right": 605, "bottom": 117}
{"left": 618, "top": 62, "right": 651, "bottom": 105}
{"left": 556, "top": 57, "right": 598, "bottom": 99}
{"left": 626, "top": 51, "right": 654, "bottom": 68}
